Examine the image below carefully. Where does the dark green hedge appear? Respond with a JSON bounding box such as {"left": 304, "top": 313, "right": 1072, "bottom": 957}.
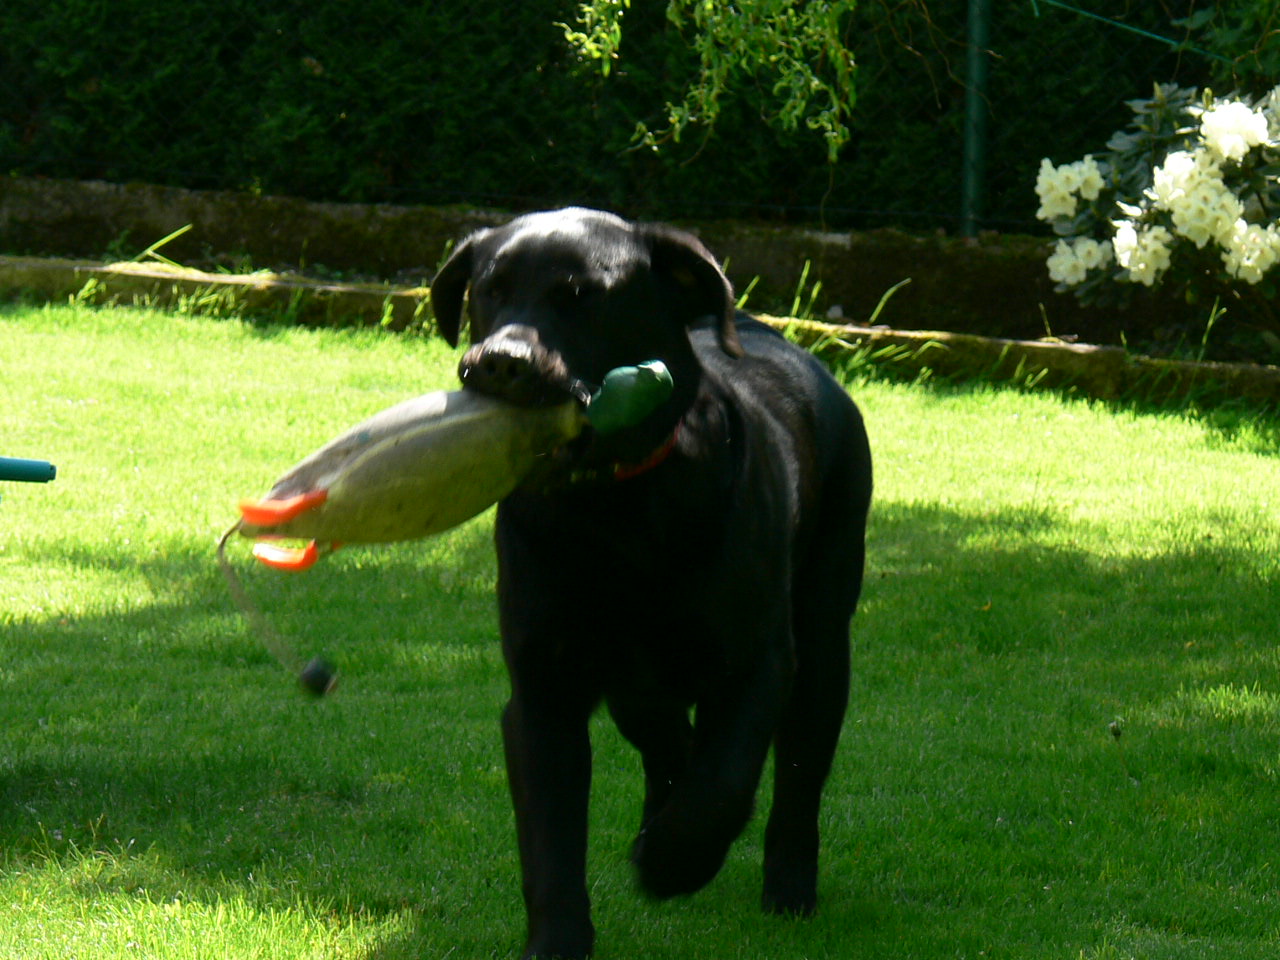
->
{"left": 0, "top": 1, "right": 1234, "bottom": 230}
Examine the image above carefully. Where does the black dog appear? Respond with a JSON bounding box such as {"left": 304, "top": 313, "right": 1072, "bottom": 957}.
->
{"left": 431, "top": 208, "right": 872, "bottom": 960}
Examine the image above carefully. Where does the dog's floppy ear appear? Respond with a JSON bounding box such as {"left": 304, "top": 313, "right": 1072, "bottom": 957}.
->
{"left": 429, "top": 232, "right": 484, "bottom": 347}
{"left": 642, "top": 224, "right": 744, "bottom": 358}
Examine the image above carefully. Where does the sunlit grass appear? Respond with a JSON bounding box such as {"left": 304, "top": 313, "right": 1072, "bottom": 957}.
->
{"left": 2, "top": 301, "right": 1279, "bottom": 958}
{"left": 0, "top": 840, "right": 408, "bottom": 960}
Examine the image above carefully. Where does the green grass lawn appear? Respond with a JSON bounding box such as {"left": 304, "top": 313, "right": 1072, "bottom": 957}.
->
{"left": 2, "top": 301, "right": 1279, "bottom": 959}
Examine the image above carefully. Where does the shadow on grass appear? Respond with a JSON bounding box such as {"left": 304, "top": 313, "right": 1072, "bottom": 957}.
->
{"left": 2, "top": 518, "right": 514, "bottom": 954}
{"left": 1, "top": 500, "right": 1276, "bottom": 957}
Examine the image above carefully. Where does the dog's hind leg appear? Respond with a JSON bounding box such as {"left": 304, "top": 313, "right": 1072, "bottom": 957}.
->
{"left": 763, "top": 460, "right": 867, "bottom": 916}
{"left": 762, "top": 610, "right": 852, "bottom": 916}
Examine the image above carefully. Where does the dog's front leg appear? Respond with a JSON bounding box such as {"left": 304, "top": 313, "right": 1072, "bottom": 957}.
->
{"left": 632, "top": 641, "right": 793, "bottom": 899}
{"left": 502, "top": 689, "right": 595, "bottom": 960}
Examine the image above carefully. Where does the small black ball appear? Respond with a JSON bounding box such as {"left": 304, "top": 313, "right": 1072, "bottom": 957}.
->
{"left": 299, "top": 657, "right": 337, "bottom": 696}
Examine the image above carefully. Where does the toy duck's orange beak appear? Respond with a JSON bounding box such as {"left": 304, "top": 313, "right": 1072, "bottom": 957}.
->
{"left": 250, "top": 539, "right": 340, "bottom": 572}
{"left": 238, "top": 489, "right": 329, "bottom": 528}
{"left": 238, "top": 490, "right": 336, "bottom": 571}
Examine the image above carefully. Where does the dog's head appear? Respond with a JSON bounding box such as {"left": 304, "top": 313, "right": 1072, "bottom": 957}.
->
{"left": 430, "top": 208, "right": 742, "bottom": 480}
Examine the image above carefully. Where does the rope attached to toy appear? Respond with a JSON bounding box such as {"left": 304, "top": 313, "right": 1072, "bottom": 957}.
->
{"left": 217, "top": 521, "right": 337, "bottom": 695}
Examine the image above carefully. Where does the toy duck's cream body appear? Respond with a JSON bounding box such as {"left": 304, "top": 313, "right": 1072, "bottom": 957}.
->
{"left": 233, "top": 361, "right": 673, "bottom": 569}
{"left": 239, "top": 390, "right": 584, "bottom": 544}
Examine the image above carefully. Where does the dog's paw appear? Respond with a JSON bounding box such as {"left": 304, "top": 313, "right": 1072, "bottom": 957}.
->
{"left": 631, "top": 819, "right": 728, "bottom": 899}
{"left": 521, "top": 925, "right": 594, "bottom": 960}
{"left": 761, "top": 882, "right": 818, "bottom": 918}
{"left": 761, "top": 854, "right": 818, "bottom": 917}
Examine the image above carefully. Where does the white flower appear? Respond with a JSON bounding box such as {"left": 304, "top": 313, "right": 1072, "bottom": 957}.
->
{"left": 1055, "top": 162, "right": 1083, "bottom": 195}
{"left": 1200, "top": 100, "right": 1269, "bottom": 161}
{"left": 1037, "top": 187, "right": 1076, "bottom": 221}
{"left": 1037, "top": 84, "right": 1280, "bottom": 300}
{"left": 1171, "top": 179, "right": 1243, "bottom": 249}
{"left": 1035, "top": 158, "right": 1078, "bottom": 220}
{"left": 1075, "top": 156, "right": 1105, "bottom": 201}
{"left": 1112, "top": 223, "right": 1172, "bottom": 286}
{"left": 1222, "top": 219, "right": 1280, "bottom": 284}
{"left": 1112, "top": 222, "right": 1139, "bottom": 267}
{"left": 1047, "top": 240, "right": 1087, "bottom": 285}
{"left": 1046, "top": 236, "right": 1113, "bottom": 286}
{"left": 1035, "top": 156, "right": 1109, "bottom": 221}
{"left": 1145, "top": 148, "right": 1243, "bottom": 250}
{"left": 1150, "top": 150, "right": 1199, "bottom": 208}
{"left": 1075, "top": 237, "right": 1112, "bottom": 270}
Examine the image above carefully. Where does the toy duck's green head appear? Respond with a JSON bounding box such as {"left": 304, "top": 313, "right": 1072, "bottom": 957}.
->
{"left": 583, "top": 360, "right": 674, "bottom": 435}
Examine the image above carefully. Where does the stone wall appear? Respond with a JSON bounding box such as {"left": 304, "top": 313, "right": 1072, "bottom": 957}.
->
{"left": 1, "top": 176, "right": 1153, "bottom": 344}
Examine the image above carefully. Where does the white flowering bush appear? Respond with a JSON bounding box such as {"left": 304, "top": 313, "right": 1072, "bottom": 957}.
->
{"left": 1035, "top": 82, "right": 1280, "bottom": 358}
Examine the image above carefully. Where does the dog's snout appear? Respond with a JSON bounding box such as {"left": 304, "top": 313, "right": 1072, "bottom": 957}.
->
{"left": 462, "top": 346, "right": 536, "bottom": 392}
{"left": 459, "top": 327, "right": 573, "bottom": 406}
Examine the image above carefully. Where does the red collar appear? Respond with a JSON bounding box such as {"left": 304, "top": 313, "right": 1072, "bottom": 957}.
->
{"left": 612, "top": 423, "right": 681, "bottom": 481}
{"left": 566, "top": 422, "right": 681, "bottom": 486}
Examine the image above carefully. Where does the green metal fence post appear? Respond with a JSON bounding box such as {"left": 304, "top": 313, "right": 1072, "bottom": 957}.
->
{"left": 962, "top": 0, "right": 992, "bottom": 237}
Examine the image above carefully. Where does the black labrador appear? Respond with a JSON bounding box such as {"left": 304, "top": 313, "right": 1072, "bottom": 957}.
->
{"left": 430, "top": 208, "right": 872, "bottom": 960}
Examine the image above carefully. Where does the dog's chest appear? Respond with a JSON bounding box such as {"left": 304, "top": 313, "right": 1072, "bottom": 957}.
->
{"left": 600, "top": 616, "right": 715, "bottom": 702}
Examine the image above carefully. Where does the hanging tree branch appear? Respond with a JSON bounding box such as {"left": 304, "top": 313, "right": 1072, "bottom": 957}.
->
{"left": 560, "top": 0, "right": 859, "bottom": 162}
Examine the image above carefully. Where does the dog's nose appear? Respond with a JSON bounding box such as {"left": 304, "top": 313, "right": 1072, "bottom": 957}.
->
{"left": 459, "top": 327, "right": 571, "bottom": 406}
{"left": 461, "top": 344, "right": 537, "bottom": 394}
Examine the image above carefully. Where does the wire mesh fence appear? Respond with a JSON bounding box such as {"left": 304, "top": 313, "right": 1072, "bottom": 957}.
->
{"left": 975, "top": 1, "right": 1221, "bottom": 231}
{"left": 838, "top": 0, "right": 1218, "bottom": 232}
{"left": 0, "top": 1, "right": 1234, "bottom": 236}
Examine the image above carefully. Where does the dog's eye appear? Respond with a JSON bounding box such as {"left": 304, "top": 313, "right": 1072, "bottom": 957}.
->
{"left": 554, "top": 279, "right": 599, "bottom": 305}
{"left": 550, "top": 280, "right": 583, "bottom": 306}
{"left": 476, "top": 276, "right": 509, "bottom": 304}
